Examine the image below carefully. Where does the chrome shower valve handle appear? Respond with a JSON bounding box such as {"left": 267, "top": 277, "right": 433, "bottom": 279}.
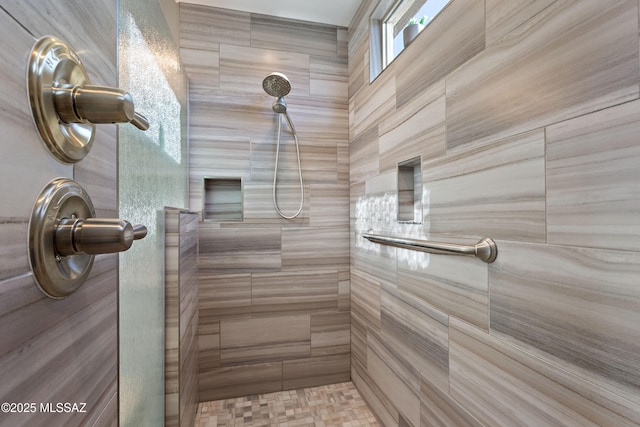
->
{"left": 28, "top": 35, "right": 149, "bottom": 164}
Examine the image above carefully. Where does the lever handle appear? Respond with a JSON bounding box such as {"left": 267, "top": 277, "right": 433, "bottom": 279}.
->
{"left": 55, "top": 217, "right": 147, "bottom": 256}
{"left": 53, "top": 84, "right": 149, "bottom": 130}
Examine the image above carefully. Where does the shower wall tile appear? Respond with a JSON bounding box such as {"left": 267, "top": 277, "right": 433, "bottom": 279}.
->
{"left": 180, "top": 47, "right": 220, "bottom": 88}
{"left": 3, "top": 0, "right": 117, "bottom": 85}
{"left": 394, "top": 0, "right": 485, "bottom": 109}
{"left": 446, "top": 0, "right": 639, "bottom": 151}
{"left": 220, "top": 44, "right": 310, "bottom": 96}
{"left": 179, "top": 4, "right": 250, "bottom": 49}
{"left": 350, "top": 69, "right": 395, "bottom": 139}
{"left": 490, "top": 241, "right": 640, "bottom": 406}
{"left": 250, "top": 143, "right": 338, "bottom": 184}
{"left": 348, "top": 31, "right": 368, "bottom": 100}
{"left": 310, "top": 56, "right": 349, "bottom": 102}
{"left": 397, "top": 252, "right": 489, "bottom": 331}
{"left": 350, "top": 270, "right": 382, "bottom": 333}
{"left": 378, "top": 93, "right": 446, "bottom": 173}
{"left": 350, "top": 126, "right": 380, "bottom": 184}
{"left": 367, "top": 331, "right": 421, "bottom": 427}
{"left": 75, "top": 126, "right": 117, "bottom": 218}
{"left": 0, "top": 2, "right": 119, "bottom": 425}
{"left": 450, "top": 318, "right": 640, "bottom": 426}
{"left": 164, "top": 210, "right": 199, "bottom": 427}
{"left": 0, "top": 258, "right": 117, "bottom": 427}
{"left": 311, "top": 312, "right": 351, "bottom": 356}
{"left": 485, "top": 0, "right": 555, "bottom": 46}
{"left": 348, "top": 0, "right": 640, "bottom": 424}
{"left": 351, "top": 311, "right": 368, "bottom": 370}
{"left": 220, "top": 315, "right": 311, "bottom": 365}
{"left": 241, "top": 183, "right": 310, "bottom": 225}
{"left": 0, "top": 15, "right": 72, "bottom": 281}
{"left": 251, "top": 270, "right": 338, "bottom": 315}
{"left": 547, "top": 100, "right": 640, "bottom": 251}
{"left": 309, "top": 184, "right": 350, "bottom": 227}
{"left": 380, "top": 285, "right": 449, "bottom": 392}
{"left": 199, "top": 361, "right": 283, "bottom": 402}
{"left": 198, "top": 226, "right": 282, "bottom": 273}
{"left": 198, "top": 274, "right": 251, "bottom": 326}
{"left": 281, "top": 227, "right": 350, "bottom": 269}
{"left": 251, "top": 14, "right": 338, "bottom": 58}
{"left": 199, "top": 332, "right": 220, "bottom": 368}
{"left": 283, "top": 353, "right": 350, "bottom": 390}
{"left": 423, "top": 130, "right": 546, "bottom": 242}
{"left": 420, "top": 376, "right": 482, "bottom": 427}
{"left": 352, "top": 364, "right": 400, "bottom": 427}
{"left": 186, "top": 5, "right": 350, "bottom": 401}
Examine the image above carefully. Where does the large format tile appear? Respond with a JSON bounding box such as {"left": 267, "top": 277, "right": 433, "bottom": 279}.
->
{"left": 0, "top": 13, "right": 72, "bottom": 280}
{"left": 397, "top": 251, "right": 489, "bottom": 331}
{"left": 485, "top": 0, "right": 555, "bottom": 46}
{"left": 281, "top": 226, "right": 349, "bottom": 269}
{"left": 420, "top": 376, "right": 482, "bottom": 427}
{"left": 251, "top": 270, "right": 338, "bottom": 315}
{"left": 220, "top": 315, "right": 311, "bottom": 365}
{"left": 199, "top": 361, "right": 283, "bottom": 402}
{"left": 423, "top": 130, "right": 546, "bottom": 242}
{"left": 198, "top": 226, "right": 282, "bottom": 273}
{"left": 251, "top": 14, "right": 338, "bottom": 57}
{"left": 490, "top": 241, "right": 640, "bottom": 409}
{"left": 380, "top": 285, "right": 449, "bottom": 392}
{"left": 378, "top": 91, "right": 446, "bottom": 173}
{"left": 367, "top": 331, "right": 421, "bottom": 427}
{"left": 179, "top": 3, "right": 250, "bottom": 49}
{"left": 198, "top": 274, "right": 251, "bottom": 325}
{"left": 311, "top": 312, "right": 350, "bottom": 356}
{"left": 282, "top": 354, "right": 350, "bottom": 390}
{"left": 547, "top": 100, "right": 640, "bottom": 251}
{"left": 451, "top": 318, "right": 640, "bottom": 426}
{"left": 350, "top": 270, "right": 382, "bottom": 333}
{"left": 219, "top": 44, "right": 310, "bottom": 96}
{"left": 395, "top": 0, "right": 485, "bottom": 109}
{"left": 446, "top": 0, "right": 639, "bottom": 150}
{"left": 0, "top": 258, "right": 117, "bottom": 427}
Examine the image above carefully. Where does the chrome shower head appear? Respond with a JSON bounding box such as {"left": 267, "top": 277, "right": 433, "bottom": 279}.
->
{"left": 272, "top": 97, "right": 287, "bottom": 114}
{"left": 263, "top": 72, "right": 291, "bottom": 98}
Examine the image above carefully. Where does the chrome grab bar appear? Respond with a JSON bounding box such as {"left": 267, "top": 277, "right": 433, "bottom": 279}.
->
{"left": 362, "top": 233, "right": 498, "bottom": 263}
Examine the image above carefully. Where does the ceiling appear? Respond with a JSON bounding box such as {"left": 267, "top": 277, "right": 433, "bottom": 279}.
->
{"left": 178, "top": 0, "right": 363, "bottom": 27}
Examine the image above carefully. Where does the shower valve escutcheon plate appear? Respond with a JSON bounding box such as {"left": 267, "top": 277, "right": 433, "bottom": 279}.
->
{"left": 27, "top": 35, "right": 149, "bottom": 164}
{"left": 28, "top": 178, "right": 147, "bottom": 299}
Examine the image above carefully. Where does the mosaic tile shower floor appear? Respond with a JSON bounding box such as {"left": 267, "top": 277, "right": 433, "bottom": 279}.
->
{"left": 195, "top": 381, "right": 381, "bottom": 427}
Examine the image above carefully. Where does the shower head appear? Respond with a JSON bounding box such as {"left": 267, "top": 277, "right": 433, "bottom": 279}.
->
{"left": 272, "top": 97, "right": 287, "bottom": 114}
{"left": 263, "top": 72, "right": 291, "bottom": 98}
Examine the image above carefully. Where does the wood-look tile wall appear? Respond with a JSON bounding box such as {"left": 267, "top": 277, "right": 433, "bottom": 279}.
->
{"left": 0, "top": 1, "right": 118, "bottom": 426}
{"left": 179, "top": 4, "right": 350, "bottom": 401}
{"left": 165, "top": 209, "right": 199, "bottom": 427}
{"left": 349, "top": 0, "right": 640, "bottom": 426}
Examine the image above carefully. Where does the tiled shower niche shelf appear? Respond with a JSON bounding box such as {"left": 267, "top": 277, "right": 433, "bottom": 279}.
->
{"left": 397, "top": 157, "right": 422, "bottom": 224}
{"left": 203, "top": 177, "right": 243, "bottom": 221}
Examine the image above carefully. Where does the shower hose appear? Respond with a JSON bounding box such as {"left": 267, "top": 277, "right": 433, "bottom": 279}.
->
{"left": 273, "top": 113, "right": 304, "bottom": 219}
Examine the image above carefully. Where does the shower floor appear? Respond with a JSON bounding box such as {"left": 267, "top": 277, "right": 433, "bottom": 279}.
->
{"left": 195, "top": 381, "right": 380, "bottom": 426}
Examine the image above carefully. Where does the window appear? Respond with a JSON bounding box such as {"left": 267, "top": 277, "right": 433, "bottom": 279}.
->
{"left": 370, "top": 0, "right": 452, "bottom": 81}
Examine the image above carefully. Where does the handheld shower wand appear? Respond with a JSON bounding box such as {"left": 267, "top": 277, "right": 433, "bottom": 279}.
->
{"left": 262, "top": 72, "right": 304, "bottom": 220}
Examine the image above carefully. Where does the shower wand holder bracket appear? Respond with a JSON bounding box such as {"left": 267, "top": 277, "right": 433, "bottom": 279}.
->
{"left": 28, "top": 178, "right": 147, "bottom": 299}
{"left": 27, "top": 36, "right": 149, "bottom": 164}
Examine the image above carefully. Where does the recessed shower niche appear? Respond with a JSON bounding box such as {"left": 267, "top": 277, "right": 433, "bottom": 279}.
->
{"left": 203, "top": 178, "right": 243, "bottom": 221}
{"left": 397, "top": 157, "right": 422, "bottom": 223}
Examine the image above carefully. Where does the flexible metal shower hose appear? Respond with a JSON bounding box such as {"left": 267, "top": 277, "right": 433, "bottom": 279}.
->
{"left": 272, "top": 113, "right": 304, "bottom": 219}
